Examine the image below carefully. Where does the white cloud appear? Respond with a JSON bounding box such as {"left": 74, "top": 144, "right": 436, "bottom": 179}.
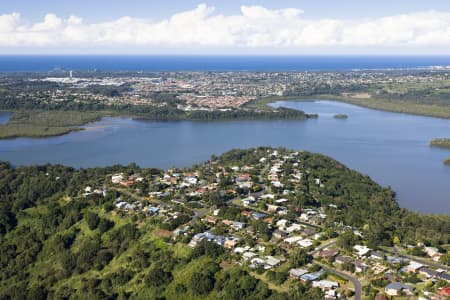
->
{"left": 31, "top": 13, "right": 62, "bottom": 31}
{"left": 1, "top": 4, "right": 450, "bottom": 53}
{"left": 0, "top": 12, "right": 20, "bottom": 33}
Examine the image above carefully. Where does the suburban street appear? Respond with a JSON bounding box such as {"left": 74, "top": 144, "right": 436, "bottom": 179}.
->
{"left": 315, "top": 261, "right": 362, "bottom": 300}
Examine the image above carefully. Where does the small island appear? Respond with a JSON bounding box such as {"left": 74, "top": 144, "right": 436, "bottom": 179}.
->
{"left": 444, "top": 157, "right": 450, "bottom": 165}
{"left": 430, "top": 138, "right": 450, "bottom": 149}
{"left": 430, "top": 138, "right": 450, "bottom": 165}
{"left": 333, "top": 114, "right": 348, "bottom": 119}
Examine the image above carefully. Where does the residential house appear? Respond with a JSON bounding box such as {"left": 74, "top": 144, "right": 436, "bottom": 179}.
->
{"left": 424, "top": 246, "right": 442, "bottom": 261}
{"left": 275, "top": 198, "right": 289, "bottom": 204}
{"left": 437, "top": 287, "right": 450, "bottom": 298}
{"left": 273, "top": 229, "right": 288, "bottom": 240}
{"left": 419, "top": 267, "right": 440, "bottom": 278}
{"left": 325, "top": 290, "right": 338, "bottom": 300}
{"left": 222, "top": 220, "right": 246, "bottom": 230}
{"left": 284, "top": 236, "right": 303, "bottom": 246}
{"left": 335, "top": 256, "right": 353, "bottom": 265}
{"left": 297, "top": 239, "right": 313, "bottom": 248}
{"left": 264, "top": 256, "right": 282, "bottom": 269}
{"left": 289, "top": 268, "right": 309, "bottom": 279}
{"left": 276, "top": 219, "right": 288, "bottom": 228}
{"left": 312, "top": 280, "right": 339, "bottom": 290}
{"left": 437, "top": 272, "right": 450, "bottom": 282}
{"left": 224, "top": 238, "right": 240, "bottom": 249}
{"left": 206, "top": 216, "right": 218, "bottom": 224}
{"left": 406, "top": 261, "right": 424, "bottom": 273}
{"left": 370, "top": 251, "right": 384, "bottom": 260}
{"left": 111, "top": 173, "right": 124, "bottom": 184}
{"left": 300, "top": 271, "right": 322, "bottom": 282}
{"left": 384, "top": 282, "right": 414, "bottom": 296}
{"left": 354, "top": 245, "right": 371, "bottom": 257}
{"left": 267, "top": 204, "right": 280, "bottom": 213}
{"left": 319, "top": 249, "right": 339, "bottom": 259}
{"left": 242, "top": 251, "right": 257, "bottom": 261}
{"left": 242, "top": 196, "right": 256, "bottom": 206}
{"left": 285, "top": 223, "right": 302, "bottom": 233}
{"left": 252, "top": 212, "right": 266, "bottom": 220}
{"left": 355, "top": 261, "right": 368, "bottom": 273}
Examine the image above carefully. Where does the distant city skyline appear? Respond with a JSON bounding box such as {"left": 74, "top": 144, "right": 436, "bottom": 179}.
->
{"left": 1, "top": 1, "right": 450, "bottom": 54}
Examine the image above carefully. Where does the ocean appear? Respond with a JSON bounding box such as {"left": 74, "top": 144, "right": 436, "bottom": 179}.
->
{"left": 1, "top": 55, "right": 450, "bottom": 72}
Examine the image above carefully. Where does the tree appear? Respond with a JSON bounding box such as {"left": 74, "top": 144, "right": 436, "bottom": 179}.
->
{"left": 190, "top": 272, "right": 215, "bottom": 296}
{"left": 85, "top": 211, "right": 100, "bottom": 230}
{"left": 290, "top": 248, "right": 312, "bottom": 268}
{"left": 145, "top": 266, "right": 173, "bottom": 287}
{"left": 26, "top": 286, "right": 47, "bottom": 300}
{"left": 439, "top": 252, "right": 450, "bottom": 266}
{"left": 98, "top": 218, "right": 114, "bottom": 233}
{"left": 337, "top": 230, "right": 358, "bottom": 251}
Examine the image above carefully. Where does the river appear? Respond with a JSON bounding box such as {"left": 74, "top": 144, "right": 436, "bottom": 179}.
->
{"left": 0, "top": 100, "right": 449, "bottom": 214}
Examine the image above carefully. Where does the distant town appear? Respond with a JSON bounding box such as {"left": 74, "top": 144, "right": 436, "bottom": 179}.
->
{"left": 10, "top": 68, "right": 449, "bottom": 111}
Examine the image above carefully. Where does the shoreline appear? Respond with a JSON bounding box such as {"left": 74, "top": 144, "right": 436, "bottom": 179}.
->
{"left": 2, "top": 93, "right": 450, "bottom": 139}
{"left": 0, "top": 108, "right": 314, "bottom": 140}
{"left": 259, "top": 95, "right": 450, "bottom": 120}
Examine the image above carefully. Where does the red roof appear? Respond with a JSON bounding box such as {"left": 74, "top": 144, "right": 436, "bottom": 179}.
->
{"left": 263, "top": 217, "right": 273, "bottom": 224}
{"left": 438, "top": 287, "right": 450, "bottom": 296}
{"left": 242, "top": 210, "right": 252, "bottom": 217}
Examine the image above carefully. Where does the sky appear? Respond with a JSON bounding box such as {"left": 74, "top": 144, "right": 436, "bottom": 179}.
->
{"left": 1, "top": 0, "right": 450, "bottom": 54}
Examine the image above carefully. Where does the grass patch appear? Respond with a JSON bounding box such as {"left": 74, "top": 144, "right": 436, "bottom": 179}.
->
{"left": 327, "top": 273, "right": 348, "bottom": 285}
{"left": 0, "top": 110, "right": 106, "bottom": 139}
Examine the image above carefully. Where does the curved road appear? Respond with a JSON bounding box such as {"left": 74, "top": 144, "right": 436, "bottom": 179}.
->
{"left": 314, "top": 261, "right": 362, "bottom": 300}
{"left": 310, "top": 242, "right": 362, "bottom": 300}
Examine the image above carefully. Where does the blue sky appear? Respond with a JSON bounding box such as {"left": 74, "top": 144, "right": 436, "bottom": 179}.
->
{"left": 1, "top": 1, "right": 450, "bottom": 54}
{"left": 3, "top": 0, "right": 450, "bottom": 21}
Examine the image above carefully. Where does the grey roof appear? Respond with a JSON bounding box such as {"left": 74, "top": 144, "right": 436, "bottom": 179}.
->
{"left": 420, "top": 267, "right": 440, "bottom": 277}
{"left": 385, "top": 282, "right": 414, "bottom": 291}
{"left": 438, "top": 272, "right": 450, "bottom": 281}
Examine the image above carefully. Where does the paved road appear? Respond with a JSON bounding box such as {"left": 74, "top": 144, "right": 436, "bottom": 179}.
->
{"left": 309, "top": 240, "right": 336, "bottom": 256}
{"left": 309, "top": 241, "right": 361, "bottom": 300}
{"left": 315, "top": 261, "right": 362, "bottom": 300}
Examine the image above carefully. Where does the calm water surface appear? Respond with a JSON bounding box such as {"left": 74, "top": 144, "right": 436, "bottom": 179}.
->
{"left": 0, "top": 100, "right": 449, "bottom": 214}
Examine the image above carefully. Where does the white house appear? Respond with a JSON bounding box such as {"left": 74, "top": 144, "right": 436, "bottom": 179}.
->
{"left": 313, "top": 280, "right": 339, "bottom": 290}
{"left": 354, "top": 245, "right": 371, "bottom": 256}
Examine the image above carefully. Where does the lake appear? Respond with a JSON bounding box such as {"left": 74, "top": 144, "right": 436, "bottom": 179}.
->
{"left": 0, "top": 100, "right": 450, "bottom": 214}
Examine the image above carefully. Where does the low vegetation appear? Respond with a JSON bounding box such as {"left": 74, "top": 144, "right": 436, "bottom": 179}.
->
{"left": 430, "top": 138, "right": 450, "bottom": 149}
{"left": 430, "top": 139, "right": 450, "bottom": 165}
{"left": 0, "top": 110, "right": 103, "bottom": 139}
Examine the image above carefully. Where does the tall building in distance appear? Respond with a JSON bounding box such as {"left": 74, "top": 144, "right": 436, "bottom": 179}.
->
{"left": 69, "top": 70, "right": 73, "bottom": 79}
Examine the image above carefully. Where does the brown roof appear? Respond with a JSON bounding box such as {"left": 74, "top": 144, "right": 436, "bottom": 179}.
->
{"left": 320, "top": 249, "right": 339, "bottom": 258}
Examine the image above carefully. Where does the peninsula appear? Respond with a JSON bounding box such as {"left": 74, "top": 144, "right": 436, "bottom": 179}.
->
{"left": 0, "top": 147, "right": 448, "bottom": 299}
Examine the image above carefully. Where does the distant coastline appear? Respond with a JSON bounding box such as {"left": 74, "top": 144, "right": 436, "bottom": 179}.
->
{"left": 1, "top": 55, "right": 450, "bottom": 72}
